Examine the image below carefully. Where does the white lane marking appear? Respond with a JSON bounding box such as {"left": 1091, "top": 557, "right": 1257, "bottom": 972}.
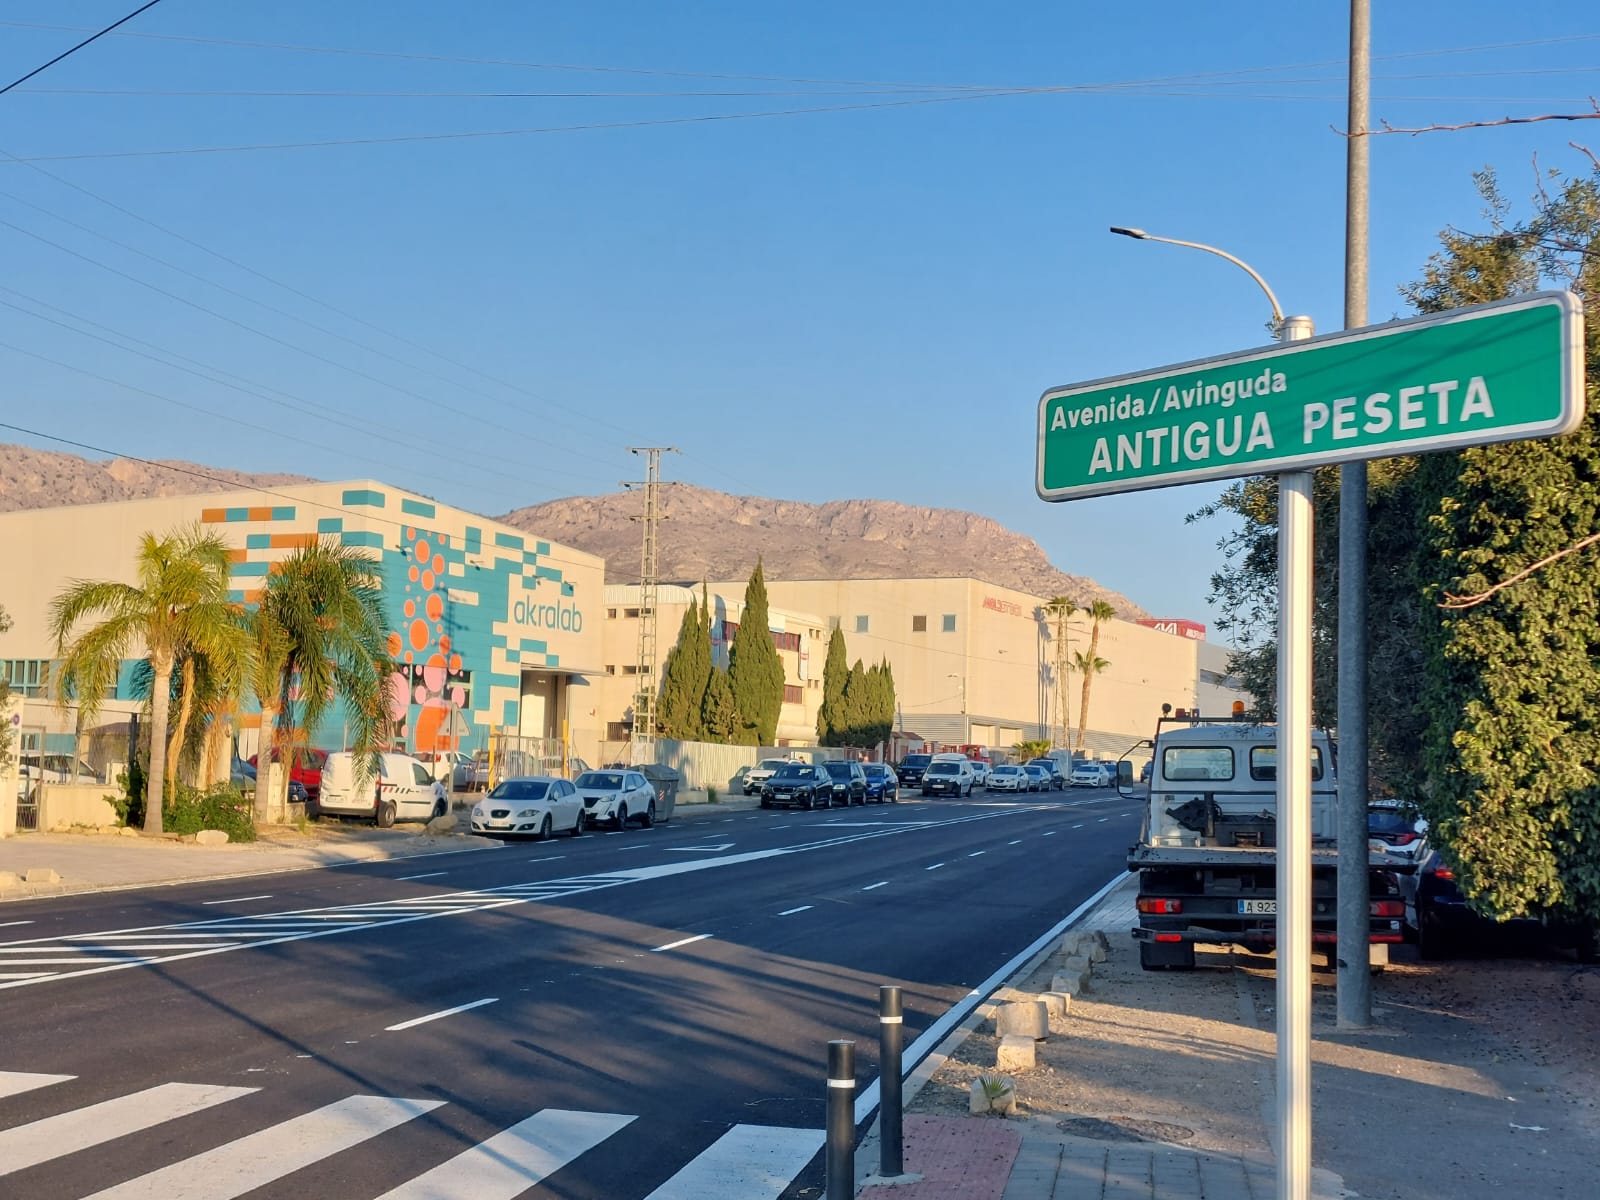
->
{"left": 526, "top": 855, "right": 566, "bottom": 863}
{"left": 0, "top": 920, "right": 35, "bottom": 928}
{"left": 925, "top": 863, "right": 945, "bottom": 871}
{"left": 393, "top": 872, "right": 447, "bottom": 882}
{"left": 777, "top": 906, "right": 812, "bottom": 916}
{"left": 1007, "top": 839, "right": 1022, "bottom": 845}
{"left": 82, "top": 1094, "right": 445, "bottom": 1200}
{"left": 1043, "top": 831, "right": 1057, "bottom": 837}
{"left": 645, "top": 1124, "right": 822, "bottom": 1200}
{"left": 1098, "top": 817, "right": 1109, "bottom": 823}
{"left": 614, "top": 845, "right": 652, "bottom": 852}
{"left": 861, "top": 881, "right": 888, "bottom": 891}
{"left": 384, "top": 997, "right": 499, "bottom": 1032}
{"left": 0, "top": 972, "right": 56, "bottom": 980}
{"left": 200, "top": 895, "right": 273, "bottom": 906}
{"left": 0, "top": 943, "right": 243, "bottom": 954}
{"left": 1071, "top": 824, "right": 1085, "bottom": 829}
{"left": 652, "top": 934, "right": 713, "bottom": 953}
{"left": 0, "top": 1071, "right": 74, "bottom": 1099}
{"left": 666, "top": 843, "right": 735, "bottom": 853}
{"left": 771, "top": 824, "right": 791, "bottom": 829}
{"left": 1, "top": 806, "right": 1022, "bottom": 991}
{"left": 968, "top": 851, "right": 985, "bottom": 858}
{"left": 373, "top": 1109, "right": 635, "bottom": 1200}
{"left": 0, "top": 1082, "right": 256, "bottom": 1176}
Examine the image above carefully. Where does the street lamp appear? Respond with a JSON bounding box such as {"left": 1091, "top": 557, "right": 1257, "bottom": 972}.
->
{"left": 945, "top": 673, "right": 966, "bottom": 714}
{"left": 1111, "top": 226, "right": 1316, "bottom": 1200}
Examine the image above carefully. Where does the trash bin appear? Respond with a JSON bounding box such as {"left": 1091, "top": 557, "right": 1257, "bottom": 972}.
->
{"left": 638, "top": 764, "right": 681, "bottom": 825}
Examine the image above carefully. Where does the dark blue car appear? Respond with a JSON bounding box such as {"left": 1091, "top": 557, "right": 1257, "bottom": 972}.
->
{"left": 862, "top": 763, "right": 898, "bottom": 804}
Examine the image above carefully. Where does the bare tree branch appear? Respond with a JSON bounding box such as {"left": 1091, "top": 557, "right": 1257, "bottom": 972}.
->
{"left": 1440, "top": 531, "right": 1600, "bottom": 609}
{"left": 1333, "top": 101, "right": 1600, "bottom": 138}
{"left": 1572, "top": 140, "right": 1600, "bottom": 171}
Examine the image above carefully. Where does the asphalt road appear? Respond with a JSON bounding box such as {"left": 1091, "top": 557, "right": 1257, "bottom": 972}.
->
{"left": 0, "top": 789, "right": 1140, "bottom": 1199}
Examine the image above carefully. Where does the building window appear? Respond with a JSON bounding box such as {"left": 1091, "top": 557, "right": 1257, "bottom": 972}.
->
{"left": 774, "top": 631, "right": 800, "bottom": 652}
{"left": 855, "top": 615, "right": 869, "bottom": 633}
{"left": 783, "top": 685, "right": 803, "bottom": 704}
{"left": 942, "top": 614, "right": 957, "bottom": 633}
{"left": 606, "top": 608, "right": 617, "bottom": 619}
{"left": 911, "top": 615, "right": 927, "bottom": 632}
{"left": 624, "top": 608, "right": 640, "bottom": 618}
{"left": 1, "top": 659, "right": 48, "bottom": 698}
{"left": 604, "top": 665, "right": 616, "bottom": 675}
{"left": 827, "top": 616, "right": 841, "bottom": 631}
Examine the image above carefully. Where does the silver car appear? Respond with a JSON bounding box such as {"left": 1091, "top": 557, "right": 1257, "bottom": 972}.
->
{"left": 573, "top": 769, "right": 656, "bottom": 829}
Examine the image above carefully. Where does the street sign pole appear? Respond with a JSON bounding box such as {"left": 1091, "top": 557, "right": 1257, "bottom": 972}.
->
{"left": 1274, "top": 316, "right": 1315, "bottom": 1200}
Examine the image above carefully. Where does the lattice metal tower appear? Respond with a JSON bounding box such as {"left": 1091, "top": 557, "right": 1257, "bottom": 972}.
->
{"left": 624, "top": 446, "right": 678, "bottom": 763}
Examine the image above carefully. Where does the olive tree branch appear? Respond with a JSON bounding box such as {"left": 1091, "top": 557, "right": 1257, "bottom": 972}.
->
{"left": 1333, "top": 101, "right": 1600, "bottom": 138}
{"left": 1440, "top": 531, "right": 1600, "bottom": 609}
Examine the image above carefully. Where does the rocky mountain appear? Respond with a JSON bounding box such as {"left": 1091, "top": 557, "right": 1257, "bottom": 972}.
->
{"left": 0, "top": 444, "right": 1146, "bottom": 617}
{"left": 0, "top": 445, "right": 312, "bottom": 513}
{"left": 500, "top": 483, "right": 1147, "bottom": 617}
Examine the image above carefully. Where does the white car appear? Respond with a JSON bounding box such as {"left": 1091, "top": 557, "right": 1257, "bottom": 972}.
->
{"left": 573, "top": 768, "right": 656, "bottom": 829}
{"left": 744, "top": 758, "right": 794, "bottom": 795}
{"left": 317, "top": 752, "right": 448, "bottom": 826}
{"left": 1070, "top": 762, "right": 1114, "bottom": 788}
{"left": 968, "top": 761, "right": 991, "bottom": 788}
{"left": 986, "top": 764, "right": 1030, "bottom": 792}
{"left": 471, "top": 775, "right": 585, "bottom": 839}
{"left": 416, "top": 749, "right": 474, "bottom": 788}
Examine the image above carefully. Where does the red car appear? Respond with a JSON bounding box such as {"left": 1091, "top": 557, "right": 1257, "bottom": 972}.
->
{"left": 248, "top": 747, "right": 329, "bottom": 802}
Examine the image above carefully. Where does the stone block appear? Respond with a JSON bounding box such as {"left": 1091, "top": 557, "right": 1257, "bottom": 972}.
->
{"left": 996, "top": 1035, "right": 1037, "bottom": 1073}
{"left": 1086, "top": 939, "right": 1108, "bottom": 964}
{"left": 425, "top": 812, "right": 458, "bottom": 835}
{"left": 1043, "top": 991, "right": 1073, "bottom": 1018}
{"left": 0, "top": 871, "right": 20, "bottom": 889}
{"left": 1063, "top": 953, "right": 1094, "bottom": 980}
{"left": 23, "top": 867, "right": 60, "bottom": 884}
{"left": 1052, "top": 969, "right": 1089, "bottom": 997}
{"left": 195, "top": 829, "right": 230, "bottom": 846}
{"left": 1058, "top": 932, "right": 1085, "bottom": 961}
{"left": 971, "top": 1072, "right": 1019, "bottom": 1113}
{"left": 995, "top": 999, "right": 1049, "bottom": 1040}
{"left": 118, "top": 826, "right": 140, "bottom": 837}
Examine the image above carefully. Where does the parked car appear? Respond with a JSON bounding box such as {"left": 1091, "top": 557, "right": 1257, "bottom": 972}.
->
{"left": 745, "top": 758, "right": 794, "bottom": 796}
{"left": 986, "top": 764, "right": 1030, "bottom": 792}
{"left": 1029, "top": 758, "right": 1067, "bottom": 789}
{"left": 18, "top": 752, "right": 100, "bottom": 794}
{"left": 470, "top": 775, "right": 585, "bottom": 840}
{"left": 1070, "top": 761, "right": 1114, "bottom": 788}
{"left": 921, "top": 759, "right": 974, "bottom": 797}
{"left": 1022, "top": 764, "right": 1053, "bottom": 791}
{"left": 861, "top": 763, "right": 898, "bottom": 803}
{"left": 230, "top": 758, "right": 307, "bottom": 805}
{"left": 416, "top": 749, "right": 474, "bottom": 789}
{"left": 822, "top": 761, "right": 868, "bottom": 806}
{"left": 968, "top": 760, "right": 991, "bottom": 788}
{"left": 572, "top": 768, "right": 656, "bottom": 829}
{"left": 761, "top": 763, "right": 832, "bottom": 810}
{"left": 1139, "top": 760, "right": 1153, "bottom": 783}
{"left": 248, "top": 747, "right": 329, "bottom": 802}
{"left": 895, "top": 753, "right": 933, "bottom": 788}
{"left": 1368, "top": 800, "right": 1429, "bottom": 861}
{"left": 1399, "top": 848, "right": 1586, "bottom": 960}
{"left": 315, "top": 751, "right": 447, "bottom": 827}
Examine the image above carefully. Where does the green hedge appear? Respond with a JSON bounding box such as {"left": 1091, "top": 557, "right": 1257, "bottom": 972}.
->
{"left": 164, "top": 785, "right": 258, "bottom": 843}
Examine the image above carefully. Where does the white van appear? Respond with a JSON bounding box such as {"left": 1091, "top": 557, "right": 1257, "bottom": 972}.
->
{"left": 315, "top": 752, "right": 447, "bottom": 827}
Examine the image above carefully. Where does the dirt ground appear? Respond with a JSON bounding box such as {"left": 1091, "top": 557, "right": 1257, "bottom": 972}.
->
{"left": 908, "top": 933, "right": 1600, "bottom": 1194}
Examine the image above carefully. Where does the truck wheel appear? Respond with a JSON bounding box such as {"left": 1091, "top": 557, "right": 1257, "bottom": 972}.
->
{"left": 375, "top": 799, "right": 396, "bottom": 829}
{"left": 1139, "top": 941, "right": 1196, "bottom": 971}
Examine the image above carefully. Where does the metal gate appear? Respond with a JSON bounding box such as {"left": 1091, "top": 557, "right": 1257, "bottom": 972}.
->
{"left": 483, "top": 731, "right": 585, "bottom": 791}
{"left": 14, "top": 729, "right": 42, "bottom": 831}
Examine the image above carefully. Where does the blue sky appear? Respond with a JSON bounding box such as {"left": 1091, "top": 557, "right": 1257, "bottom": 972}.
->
{"left": 2, "top": 2, "right": 1597, "bottom": 639}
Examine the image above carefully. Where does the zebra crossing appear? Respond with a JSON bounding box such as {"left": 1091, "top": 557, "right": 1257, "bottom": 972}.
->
{"left": 0, "top": 1070, "right": 822, "bottom": 1199}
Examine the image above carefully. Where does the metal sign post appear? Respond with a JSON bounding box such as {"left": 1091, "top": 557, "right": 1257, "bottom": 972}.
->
{"left": 1034, "top": 290, "right": 1582, "bottom": 1200}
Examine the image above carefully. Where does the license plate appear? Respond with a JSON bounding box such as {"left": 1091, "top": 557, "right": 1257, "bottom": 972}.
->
{"left": 1238, "top": 899, "right": 1277, "bottom": 915}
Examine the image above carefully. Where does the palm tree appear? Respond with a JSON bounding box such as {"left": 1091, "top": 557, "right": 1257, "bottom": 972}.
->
{"left": 255, "top": 539, "right": 393, "bottom": 816}
{"left": 50, "top": 526, "right": 244, "bottom": 834}
{"left": 1042, "top": 596, "right": 1077, "bottom": 750}
{"left": 1074, "top": 600, "right": 1117, "bottom": 752}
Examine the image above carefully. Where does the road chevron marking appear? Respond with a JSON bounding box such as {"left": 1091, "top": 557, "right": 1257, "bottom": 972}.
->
{"left": 0, "top": 808, "right": 1026, "bottom": 991}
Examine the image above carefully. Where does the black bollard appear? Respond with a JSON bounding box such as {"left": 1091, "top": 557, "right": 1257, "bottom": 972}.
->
{"left": 826, "top": 1039, "right": 856, "bottom": 1200}
{"left": 879, "top": 986, "right": 904, "bottom": 1177}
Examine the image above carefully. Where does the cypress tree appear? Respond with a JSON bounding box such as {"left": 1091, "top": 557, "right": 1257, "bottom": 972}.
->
{"left": 656, "top": 605, "right": 699, "bottom": 739}
{"left": 728, "top": 560, "right": 785, "bottom": 746}
{"left": 817, "top": 626, "right": 849, "bottom": 745}
{"left": 841, "top": 659, "right": 869, "bottom": 748}
{"left": 700, "top": 667, "right": 742, "bottom": 743}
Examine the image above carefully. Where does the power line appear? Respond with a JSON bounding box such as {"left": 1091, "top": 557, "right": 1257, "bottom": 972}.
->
{"left": 0, "top": 2, "right": 165, "bottom": 98}
{"left": 0, "top": 89, "right": 1041, "bottom": 162}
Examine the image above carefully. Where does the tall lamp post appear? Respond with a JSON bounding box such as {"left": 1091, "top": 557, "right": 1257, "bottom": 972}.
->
{"left": 1111, "top": 225, "right": 1316, "bottom": 1200}
{"left": 945, "top": 673, "right": 967, "bottom": 745}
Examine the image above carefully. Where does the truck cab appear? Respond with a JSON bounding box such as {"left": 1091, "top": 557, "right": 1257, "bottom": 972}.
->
{"left": 1122, "top": 718, "right": 1411, "bottom": 971}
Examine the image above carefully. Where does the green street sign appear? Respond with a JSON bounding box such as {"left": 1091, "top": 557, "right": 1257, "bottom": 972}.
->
{"left": 1036, "top": 291, "right": 1585, "bottom": 502}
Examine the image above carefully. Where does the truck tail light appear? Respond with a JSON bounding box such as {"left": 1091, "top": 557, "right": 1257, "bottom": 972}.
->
{"left": 1137, "top": 897, "right": 1183, "bottom": 915}
{"left": 1370, "top": 900, "right": 1405, "bottom": 918}
{"left": 1153, "top": 933, "right": 1184, "bottom": 943}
